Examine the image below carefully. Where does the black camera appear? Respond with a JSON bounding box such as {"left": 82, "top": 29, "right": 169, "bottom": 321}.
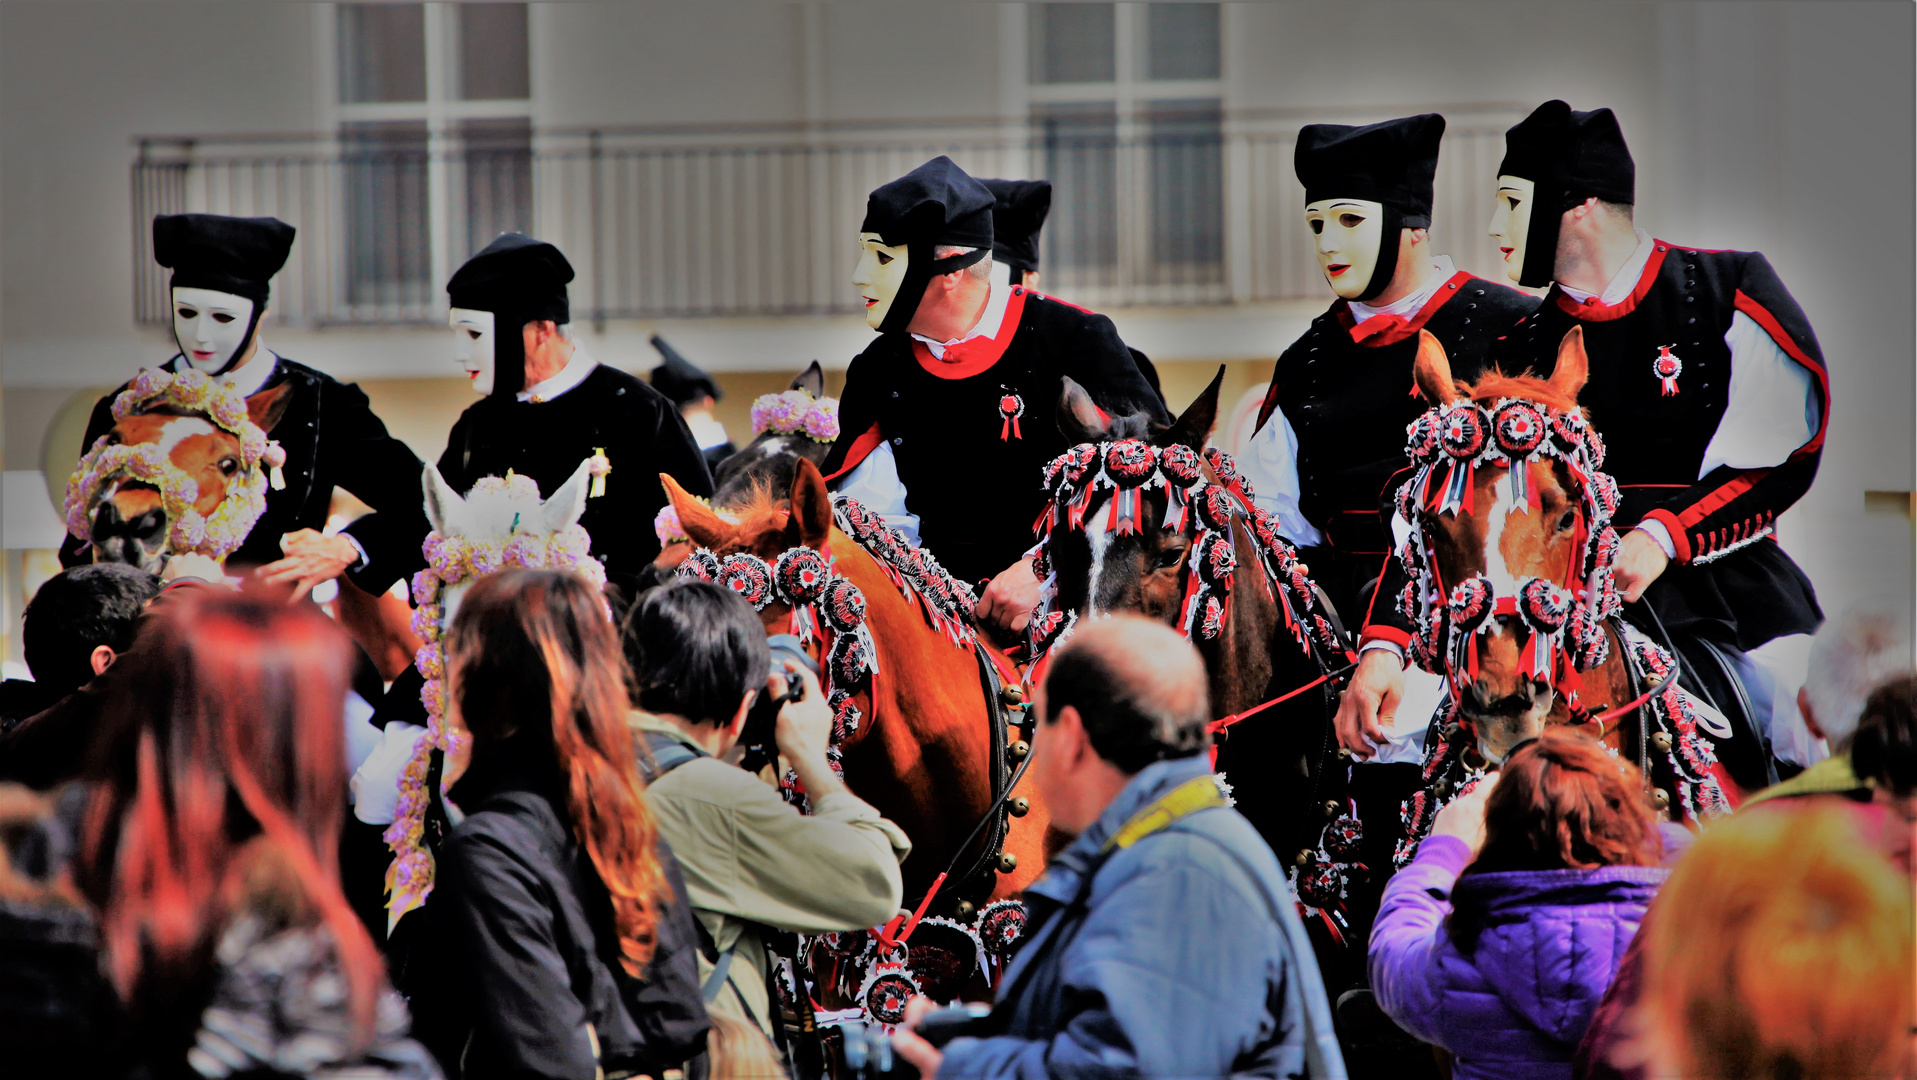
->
{"left": 737, "top": 633, "right": 819, "bottom": 773}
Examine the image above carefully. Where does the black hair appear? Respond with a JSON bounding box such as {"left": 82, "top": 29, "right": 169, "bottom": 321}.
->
{"left": 621, "top": 580, "right": 769, "bottom": 726}
{"left": 23, "top": 563, "right": 161, "bottom": 695}
{"left": 1042, "top": 641, "right": 1208, "bottom": 774}
{"left": 1849, "top": 674, "right": 1917, "bottom": 797}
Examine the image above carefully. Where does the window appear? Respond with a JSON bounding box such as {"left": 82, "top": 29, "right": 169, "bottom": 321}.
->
{"left": 1026, "top": 3, "right": 1224, "bottom": 299}
{"left": 333, "top": 3, "right": 533, "bottom": 317}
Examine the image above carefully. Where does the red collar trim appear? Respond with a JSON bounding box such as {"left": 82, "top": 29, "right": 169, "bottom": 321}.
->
{"left": 1333, "top": 271, "right": 1472, "bottom": 347}
{"left": 1550, "top": 242, "right": 1670, "bottom": 321}
{"left": 911, "top": 286, "right": 1030, "bottom": 380}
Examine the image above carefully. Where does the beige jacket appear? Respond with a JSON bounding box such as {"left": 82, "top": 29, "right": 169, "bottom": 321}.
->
{"left": 630, "top": 711, "right": 911, "bottom": 1036}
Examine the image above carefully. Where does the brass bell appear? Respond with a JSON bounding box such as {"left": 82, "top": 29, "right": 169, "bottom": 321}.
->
{"left": 997, "top": 852, "right": 1019, "bottom": 873}
{"left": 1323, "top": 799, "right": 1341, "bottom": 820}
{"left": 1652, "top": 788, "right": 1671, "bottom": 809}
{"left": 1432, "top": 779, "right": 1453, "bottom": 800}
{"left": 1295, "top": 849, "right": 1312, "bottom": 867}
{"left": 1010, "top": 740, "right": 1031, "bottom": 760}
{"left": 955, "top": 900, "right": 976, "bottom": 921}
{"left": 1000, "top": 684, "right": 1026, "bottom": 706}
{"left": 1336, "top": 747, "right": 1352, "bottom": 761}
{"left": 1007, "top": 797, "right": 1029, "bottom": 818}
{"left": 1651, "top": 731, "right": 1673, "bottom": 752}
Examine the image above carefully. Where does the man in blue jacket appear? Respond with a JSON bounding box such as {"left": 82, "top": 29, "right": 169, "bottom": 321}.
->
{"left": 893, "top": 615, "right": 1346, "bottom": 1080}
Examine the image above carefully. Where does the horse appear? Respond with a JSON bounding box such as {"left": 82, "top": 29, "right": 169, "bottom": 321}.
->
{"left": 64, "top": 368, "right": 290, "bottom": 575}
{"left": 663, "top": 458, "right": 1048, "bottom": 1019}
{"left": 1389, "top": 328, "right": 1739, "bottom": 864}
{"left": 1031, "top": 369, "right": 1359, "bottom": 949}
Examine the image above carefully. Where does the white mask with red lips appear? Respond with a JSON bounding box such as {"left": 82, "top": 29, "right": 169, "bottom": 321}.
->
{"left": 172, "top": 286, "right": 258, "bottom": 376}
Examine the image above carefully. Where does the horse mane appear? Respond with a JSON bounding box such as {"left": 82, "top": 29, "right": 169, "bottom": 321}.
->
{"left": 1464, "top": 367, "right": 1584, "bottom": 416}
{"left": 721, "top": 482, "right": 789, "bottom": 537}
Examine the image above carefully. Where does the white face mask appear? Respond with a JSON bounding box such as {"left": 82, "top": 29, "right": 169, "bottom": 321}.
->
{"left": 1304, "top": 198, "right": 1386, "bottom": 300}
{"left": 450, "top": 307, "right": 497, "bottom": 396}
{"left": 1489, "top": 175, "right": 1537, "bottom": 285}
{"left": 172, "top": 287, "right": 258, "bottom": 375}
{"left": 852, "top": 232, "right": 911, "bottom": 331}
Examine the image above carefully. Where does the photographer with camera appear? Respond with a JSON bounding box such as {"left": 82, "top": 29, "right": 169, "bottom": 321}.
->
{"left": 624, "top": 580, "right": 912, "bottom": 1070}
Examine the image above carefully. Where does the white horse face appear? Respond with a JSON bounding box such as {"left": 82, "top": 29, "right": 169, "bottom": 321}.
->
{"left": 421, "top": 457, "right": 594, "bottom": 627}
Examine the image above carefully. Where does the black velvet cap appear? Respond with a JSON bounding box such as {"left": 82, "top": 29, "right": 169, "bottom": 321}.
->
{"left": 649, "top": 335, "right": 720, "bottom": 405}
{"left": 446, "top": 232, "right": 574, "bottom": 324}
{"left": 983, "top": 178, "right": 1053, "bottom": 273}
{"left": 1294, "top": 114, "right": 1445, "bottom": 226}
{"left": 861, "top": 156, "right": 995, "bottom": 250}
{"left": 153, "top": 214, "right": 295, "bottom": 304}
{"left": 1499, "top": 100, "right": 1635, "bottom": 206}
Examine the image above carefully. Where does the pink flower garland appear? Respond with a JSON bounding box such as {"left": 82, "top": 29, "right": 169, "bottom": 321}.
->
{"left": 750, "top": 389, "right": 840, "bottom": 442}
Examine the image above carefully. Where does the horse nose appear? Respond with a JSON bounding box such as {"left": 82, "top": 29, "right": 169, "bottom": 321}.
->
{"left": 1465, "top": 679, "right": 1534, "bottom": 718}
{"left": 90, "top": 501, "right": 168, "bottom": 566}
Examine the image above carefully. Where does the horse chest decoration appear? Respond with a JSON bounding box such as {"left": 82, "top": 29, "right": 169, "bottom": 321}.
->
{"left": 64, "top": 367, "right": 289, "bottom": 573}
{"left": 382, "top": 458, "right": 602, "bottom": 928}
{"left": 1392, "top": 329, "right": 1731, "bottom": 866}
{"left": 664, "top": 460, "right": 1045, "bottom": 1027}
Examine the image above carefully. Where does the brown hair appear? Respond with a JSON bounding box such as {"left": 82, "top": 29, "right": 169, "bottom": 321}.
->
{"left": 1468, "top": 726, "right": 1663, "bottom": 875}
{"left": 1640, "top": 802, "right": 1914, "bottom": 1080}
{"left": 444, "top": 568, "right": 668, "bottom": 978}
{"left": 73, "top": 588, "right": 382, "bottom": 1043}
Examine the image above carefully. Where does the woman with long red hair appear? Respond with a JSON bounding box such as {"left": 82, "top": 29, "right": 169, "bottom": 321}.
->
{"left": 61, "top": 585, "right": 438, "bottom": 1076}
{"left": 409, "top": 569, "right": 708, "bottom": 1078}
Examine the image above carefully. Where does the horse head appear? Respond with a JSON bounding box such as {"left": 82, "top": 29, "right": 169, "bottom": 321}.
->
{"left": 1044, "top": 368, "right": 1226, "bottom": 622}
{"left": 420, "top": 456, "right": 594, "bottom": 627}
{"left": 1407, "top": 328, "right": 1594, "bottom": 762}
{"left": 81, "top": 380, "right": 292, "bottom": 573}
{"left": 663, "top": 454, "right": 836, "bottom": 640}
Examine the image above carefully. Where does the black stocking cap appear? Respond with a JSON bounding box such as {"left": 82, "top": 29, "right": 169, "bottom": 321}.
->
{"left": 1498, "top": 101, "right": 1635, "bottom": 289}
{"left": 153, "top": 213, "right": 295, "bottom": 377}
{"left": 446, "top": 233, "right": 574, "bottom": 399}
{"left": 862, "top": 156, "right": 995, "bottom": 335}
{"left": 1294, "top": 115, "right": 1443, "bottom": 305}
{"left": 982, "top": 178, "right": 1053, "bottom": 281}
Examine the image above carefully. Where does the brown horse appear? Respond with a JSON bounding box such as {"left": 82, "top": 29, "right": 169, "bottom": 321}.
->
{"left": 1395, "top": 328, "right": 1735, "bottom": 861}
{"left": 78, "top": 382, "right": 291, "bottom": 573}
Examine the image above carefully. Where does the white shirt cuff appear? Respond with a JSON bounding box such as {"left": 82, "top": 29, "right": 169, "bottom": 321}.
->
{"left": 1359, "top": 639, "right": 1406, "bottom": 667}
{"left": 1632, "top": 520, "right": 1677, "bottom": 561}
{"left": 339, "top": 531, "right": 371, "bottom": 572}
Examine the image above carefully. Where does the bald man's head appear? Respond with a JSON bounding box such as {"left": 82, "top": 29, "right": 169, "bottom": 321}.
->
{"left": 1042, "top": 615, "right": 1211, "bottom": 774}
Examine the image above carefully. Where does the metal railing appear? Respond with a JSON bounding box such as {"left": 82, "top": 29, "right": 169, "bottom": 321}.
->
{"left": 132, "top": 111, "right": 1519, "bottom": 328}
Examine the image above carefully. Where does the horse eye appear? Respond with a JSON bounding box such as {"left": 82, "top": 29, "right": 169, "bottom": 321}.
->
{"left": 1558, "top": 509, "right": 1577, "bottom": 532}
{"left": 219, "top": 458, "right": 239, "bottom": 476}
{"left": 1156, "top": 546, "right": 1187, "bottom": 570}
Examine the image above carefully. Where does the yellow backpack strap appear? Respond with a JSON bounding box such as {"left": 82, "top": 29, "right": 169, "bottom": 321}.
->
{"left": 1102, "top": 774, "right": 1230, "bottom": 853}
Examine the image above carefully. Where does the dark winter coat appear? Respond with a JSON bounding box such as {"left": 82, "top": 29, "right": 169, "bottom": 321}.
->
{"left": 1369, "top": 835, "right": 1665, "bottom": 1080}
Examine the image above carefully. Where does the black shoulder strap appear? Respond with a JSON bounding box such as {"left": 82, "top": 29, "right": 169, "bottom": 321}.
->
{"left": 635, "top": 728, "right": 705, "bottom": 785}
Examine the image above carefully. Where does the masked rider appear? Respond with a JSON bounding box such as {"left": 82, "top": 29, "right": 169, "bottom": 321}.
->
{"left": 437, "top": 233, "right": 714, "bottom": 598}
{"left": 1235, "top": 117, "right": 1537, "bottom": 762}
{"left": 822, "top": 157, "right": 1165, "bottom": 638}
{"left": 1467, "top": 101, "right": 1827, "bottom": 784}
{"left": 62, "top": 214, "right": 429, "bottom": 599}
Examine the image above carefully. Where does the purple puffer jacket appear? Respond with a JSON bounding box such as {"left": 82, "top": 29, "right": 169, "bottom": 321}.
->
{"left": 1368, "top": 835, "right": 1667, "bottom": 1080}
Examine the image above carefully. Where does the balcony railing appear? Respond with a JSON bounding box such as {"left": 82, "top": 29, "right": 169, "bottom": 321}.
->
{"left": 132, "top": 111, "right": 1518, "bottom": 328}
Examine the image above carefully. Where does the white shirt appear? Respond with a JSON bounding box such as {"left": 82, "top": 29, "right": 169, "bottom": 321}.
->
{"left": 685, "top": 412, "right": 731, "bottom": 452}
{"left": 219, "top": 347, "right": 282, "bottom": 398}
{"left": 518, "top": 339, "right": 600, "bottom": 403}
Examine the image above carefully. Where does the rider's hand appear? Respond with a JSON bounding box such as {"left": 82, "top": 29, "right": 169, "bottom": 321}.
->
{"left": 891, "top": 995, "right": 946, "bottom": 1078}
{"left": 1431, "top": 772, "right": 1500, "bottom": 856}
{"left": 1334, "top": 647, "right": 1405, "bottom": 760}
{"left": 977, "top": 556, "right": 1039, "bottom": 640}
{"left": 257, "top": 529, "right": 358, "bottom": 601}
{"left": 1614, "top": 528, "right": 1671, "bottom": 603}
{"left": 771, "top": 661, "right": 843, "bottom": 798}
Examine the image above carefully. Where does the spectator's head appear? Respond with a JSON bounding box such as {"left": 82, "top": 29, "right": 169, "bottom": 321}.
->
{"left": 1640, "top": 801, "right": 1914, "bottom": 1080}
{"left": 1800, "top": 608, "right": 1911, "bottom": 750}
{"left": 1467, "top": 726, "right": 1662, "bottom": 875}
{"left": 1850, "top": 674, "right": 1917, "bottom": 819}
{"left": 22, "top": 563, "right": 160, "bottom": 696}
{"left": 622, "top": 579, "right": 768, "bottom": 740}
{"left": 1036, "top": 615, "right": 1209, "bottom": 836}
{"left": 74, "top": 587, "right": 380, "bottom": 1043}
{"left": 445, "top": 568, "right": 668, "bottom": 978}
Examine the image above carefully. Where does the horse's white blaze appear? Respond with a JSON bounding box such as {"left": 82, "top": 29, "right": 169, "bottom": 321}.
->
{"left": 1083, "top": 514, "right": 1114, "bottom": 616}
{"left": 1479, "top": 472, "right": 1524, "bottom": 598}
{"left": 99, "top": 415, "right": 221, "bottom": 505}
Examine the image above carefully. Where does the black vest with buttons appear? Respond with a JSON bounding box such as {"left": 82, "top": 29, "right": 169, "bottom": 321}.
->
{"left": 821, "top": 290, "right": 1166, "bottom": 585}
{"left": 1258, "top": 275, "right": 1536, "bottom": 624}
{"left": 1478, "top": 244, "right": 1826, "bottom": 649}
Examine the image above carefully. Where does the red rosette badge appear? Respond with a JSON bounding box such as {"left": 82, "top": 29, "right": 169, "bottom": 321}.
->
{"left": 998, "top": 387, "right": 1025, "bottom": 441}
{"left": 976, "top": 899, "right": 1028, "bottom": 958}
{"left": 1438, "top": 401, "right": 1489, "bottom": 461}
{"left": 1194, "top": 485, "right": 1236, "bottom": 533}
{"left": 821, "top": 577, "right": 868, "bottom": 633}
{"left": 828, "top": 631, "right": 875, "bottom": 688}
{"left": 1519, "top": 578, "right": 1572, "bottom": 634}
{"left": 1446, "top": 576, "right": 1494, "bottom": 633}
{"left": 1195, "top": 532, "right": 1236, "bottom": 587}
{"left": 1104, "top": 439, "right": 1157, "bottom": 487}
{"left": 773, "top": 546, "right": 832, "bottom": 606}
{"left": 676, "top": 548, "right": 721, "bottom": 582}
{"left": 1653, "top": 345, "right": 1683, "bottom": 396}
{"left": 1493, "top": 401, "right": 1547, "bottom": 459}
{"left": 860, "top": 966, "right": 919, "bottom": 1026}
{"left": 719, "top": 553, "right": 775, "bottom": 610}
{"left": 1159, "top": 443, "right": 1201, "bottom": 486}
{"left": 1322, "top": 815, "right": 1365, "bottom": 863}
{"left": 1062, "top": 443, "right": 1099, "bottom": 486}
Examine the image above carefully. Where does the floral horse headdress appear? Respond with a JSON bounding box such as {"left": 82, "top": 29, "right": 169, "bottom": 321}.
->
{"left": 750, "top": 388, "right": 841, "bottom": 442}
{"left": 64, "top": 367, "right": 287, "bottom": 559}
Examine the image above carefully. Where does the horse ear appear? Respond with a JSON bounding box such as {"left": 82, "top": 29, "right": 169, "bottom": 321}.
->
{"left": 1160, "top": 365, "right": 1225, "bottom": 450}
{"left": 541, "top": 458, "right": 593, "bottom": 533}
{"left": 246, "top": 382, "right": 293, "bottom": 433}
{"left": 1055, "top": 376, "right": 1111, "bottom": 445}
{"left": 785, "top": 458, "right": 834, "bottom": 551}
{"left": 1412, "top": 330, "right": 1464, "bottom": 406}
{"left": 422, "top": 464, "right": 463, "bottom": 536}
{"left": 662, "top": 472, "right": 732, "bottom": 550}
{"left": 1548, "top": 326, "right": 1590, "bottom": 400}
{"left": 789, "top": 361, "right": 826, "bottom": 398}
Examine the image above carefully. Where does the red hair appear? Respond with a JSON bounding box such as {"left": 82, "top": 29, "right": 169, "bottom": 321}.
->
{"left": 445, "top": 569, "right": 667, "bottom": 977}
{"left": 75, "top": 586, "right": 382, "bottom": 1042}
{"left": 1469, "top": 726, "right": 1663, "bottom": 874}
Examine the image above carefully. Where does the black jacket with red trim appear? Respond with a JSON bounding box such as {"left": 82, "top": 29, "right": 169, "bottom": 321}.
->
{"left": 1479, "top": 243, "right": 1827, "bottom": 649}
{"left": 821, "top": 287, "right": 1166, "bottom": 585}
{"left": 1255, "top": 273, "right": 1536, "bottom": 642}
